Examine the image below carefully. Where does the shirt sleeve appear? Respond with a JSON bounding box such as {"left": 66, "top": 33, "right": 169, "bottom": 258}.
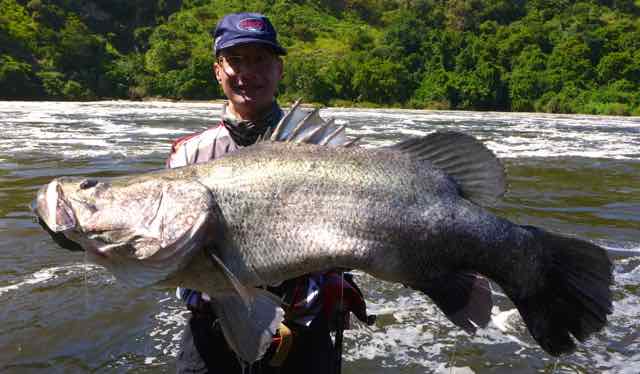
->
{"left": 166, "top": 125, "right": 239, "bottom": 168}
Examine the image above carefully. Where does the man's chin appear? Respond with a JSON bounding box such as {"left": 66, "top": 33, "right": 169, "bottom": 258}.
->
{"left": 230, "top": 92, "right": 271, "bottom": 111}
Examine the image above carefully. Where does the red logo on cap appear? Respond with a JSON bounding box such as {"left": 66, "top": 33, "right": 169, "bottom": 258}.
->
{"left": 238, "top": 18, "right": 265, "bottom": 32}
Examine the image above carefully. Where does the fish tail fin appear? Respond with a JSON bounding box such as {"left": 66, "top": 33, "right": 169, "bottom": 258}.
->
{"left": 507, "top": 226, "right": 613, "bottom": 356}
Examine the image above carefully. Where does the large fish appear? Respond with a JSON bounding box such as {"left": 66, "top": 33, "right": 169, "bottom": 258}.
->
{"left": 32, "top": 102, "right": 613, "bottom": 363}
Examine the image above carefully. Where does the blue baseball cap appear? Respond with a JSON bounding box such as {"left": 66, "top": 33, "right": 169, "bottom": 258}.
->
{"left": 213, "top": 12, "right": 286, "bottom": 56}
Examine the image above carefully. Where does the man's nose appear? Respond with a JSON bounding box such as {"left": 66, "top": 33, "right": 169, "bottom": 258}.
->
{"left": 235, "top": 69, "right": 259, "bottom": 82}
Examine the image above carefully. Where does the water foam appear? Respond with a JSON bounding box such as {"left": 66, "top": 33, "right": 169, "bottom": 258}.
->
{"left": 2, "top": 101, "right": 639, "bottom": 161}
{"left": 324, "top": 107, "right": 640, "bottom": 160}
{"left": 0, "top": 101, "right": 221, "bottom": 160}
{"left": 147, "top": 299, "right": 188, "bottom": 360}
{"left": 0, "top": 264, "right": 101, "bottom": 296}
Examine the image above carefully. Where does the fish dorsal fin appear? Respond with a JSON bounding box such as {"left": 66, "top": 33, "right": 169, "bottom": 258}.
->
{"left": 269, "top": 99, "right": 354, "bottom": 147}
{"left": 389, "top": 131, "right": 506, "bottom": 206}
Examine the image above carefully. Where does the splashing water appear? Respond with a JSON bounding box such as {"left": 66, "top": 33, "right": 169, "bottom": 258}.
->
{"left": 0, "top": 101, "right": 638, "bottom": 373}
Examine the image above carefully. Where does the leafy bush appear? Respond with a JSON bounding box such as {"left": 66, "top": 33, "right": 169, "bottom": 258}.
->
{"left": 62, "top": 80, "right": 91, "bottom": 100}
{"left": 36, "top": 71, "right": 65, "bottom": 98}
{"left": 0, "top": 54, "right": 39, "bottom": 98}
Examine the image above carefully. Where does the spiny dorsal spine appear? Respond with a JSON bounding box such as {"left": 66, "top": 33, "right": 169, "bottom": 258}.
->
{"left": 269, "top": 99, "right": 355, "bottom": 147}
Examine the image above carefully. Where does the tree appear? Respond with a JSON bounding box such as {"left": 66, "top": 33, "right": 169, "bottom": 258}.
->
{"left": 508, "top": 45, "right": 548, "bottom": 111}
{"left": 545, "top": 37, "right": 595, "bottom": 91}
{"left": 350, "top": 54, "right": 409, "bottom": 104}
{"left": 597, "top": 51, "right": 640, "bottom": 85}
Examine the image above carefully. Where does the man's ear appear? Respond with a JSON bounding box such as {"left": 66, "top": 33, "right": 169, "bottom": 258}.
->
{"left": 214, "top": 62, "right": 223, "bottom": 83}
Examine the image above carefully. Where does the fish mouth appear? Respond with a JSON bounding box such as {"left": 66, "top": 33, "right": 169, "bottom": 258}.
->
{"left": 32, "top": 180, "right": 84, "bottom": 252}
{"left": 35, "top": 180, "right": 77, "bottom": 232}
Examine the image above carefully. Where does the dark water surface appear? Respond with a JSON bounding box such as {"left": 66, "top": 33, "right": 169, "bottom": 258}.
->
{"left": 1, "top": 102, "right": 638, "bottom": 373}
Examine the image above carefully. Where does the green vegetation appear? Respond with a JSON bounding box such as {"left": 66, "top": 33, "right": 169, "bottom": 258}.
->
{"left": 1, "top": 0, "right": 639, "bottom": 115}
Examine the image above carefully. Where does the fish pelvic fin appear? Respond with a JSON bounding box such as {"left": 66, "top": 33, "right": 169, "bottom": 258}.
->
{"left": 268, "top": 99, "right": 355, "bottom": 147}
{"left": 387, "top": 131, "right": 506, "bottom": 206}
{"left": 210, "top": 289, "right": 285, "bottom": 364}
{"left": 507, "top": 226, "right": 613, "bottom": 356}
{"left": 419, "top": 272, "right": 493, "bottom": 334}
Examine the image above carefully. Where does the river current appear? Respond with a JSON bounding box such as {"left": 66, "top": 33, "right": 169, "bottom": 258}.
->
{"left": 0, "top": 101, "right": 638, "bottom": 373}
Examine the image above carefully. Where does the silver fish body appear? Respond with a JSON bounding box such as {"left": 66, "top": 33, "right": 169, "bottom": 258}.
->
{"left": 188, "top": 142, "right": 510, "bottom": 289}
{"left": 33, "top": 105, "right": 613, "bottom": 362}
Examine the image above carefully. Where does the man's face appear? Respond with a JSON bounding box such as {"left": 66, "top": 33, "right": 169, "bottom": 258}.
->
{"left": 214, "top": 43, "right": 283, "bottom": 119}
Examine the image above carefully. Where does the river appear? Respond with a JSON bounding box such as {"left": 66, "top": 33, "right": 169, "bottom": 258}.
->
{"left": 0, "top": 101, "right": 638, "bottom": 373}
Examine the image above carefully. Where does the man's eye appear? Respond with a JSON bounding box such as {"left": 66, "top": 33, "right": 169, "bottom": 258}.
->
{"left": 224, "top": 56, "right": 243, "bottom": 65}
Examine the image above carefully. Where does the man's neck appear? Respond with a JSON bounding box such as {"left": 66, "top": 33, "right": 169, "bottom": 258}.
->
{"left": 225, "top": 102, "right": 271, "bottom": 122}
{"left": 220, "top": 101, "right": 283, "bottom": 147}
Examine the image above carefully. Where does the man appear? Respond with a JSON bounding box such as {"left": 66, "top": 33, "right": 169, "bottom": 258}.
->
{"left": 167, "top": 12, "right": 369, "bottom": 374}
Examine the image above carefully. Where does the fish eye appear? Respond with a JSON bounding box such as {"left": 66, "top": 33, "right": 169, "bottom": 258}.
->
{"left": 79, "top": 179, "right": 98, "bottom": 190}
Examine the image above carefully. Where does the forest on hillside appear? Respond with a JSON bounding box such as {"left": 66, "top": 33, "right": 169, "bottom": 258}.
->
{"left": 1, "top": 0, "right": 639, "bottom": 115}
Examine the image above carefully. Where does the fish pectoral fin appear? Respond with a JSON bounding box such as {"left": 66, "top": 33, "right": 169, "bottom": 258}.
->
{"left": 420, "top": 272, "right": 493, "bottom": 334}
{"left": 387, "top": 131, "right": 506, "bottom": 206}
{"left": 206, "top": 251, "right": 285, "bottom": 363}
{"left": 210, "top": 289, "right": 285, "bottom": 364}
{"left": 207, "top": 251, "right": 253, "bottom": 308}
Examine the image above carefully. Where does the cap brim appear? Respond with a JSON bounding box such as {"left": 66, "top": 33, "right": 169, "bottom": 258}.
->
{"left": 216, "top": 37, "right": 287, "bottom": 56}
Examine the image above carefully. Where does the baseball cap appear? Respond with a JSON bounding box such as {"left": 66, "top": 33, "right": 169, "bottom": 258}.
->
{"left": 213, "top": 12, "right": 286, "bottom": 56}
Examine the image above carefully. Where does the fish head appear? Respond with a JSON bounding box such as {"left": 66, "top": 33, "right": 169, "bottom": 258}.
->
{"left": 32, "top": 175, "right": 218, "bottom": 286}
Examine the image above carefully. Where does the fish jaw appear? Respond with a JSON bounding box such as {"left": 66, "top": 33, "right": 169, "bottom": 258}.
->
{"left": 32, "top": 179, "right": 87, "bottom": 252}
{"left": 33, "top": 179, "right": 77, "bottom": 233}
